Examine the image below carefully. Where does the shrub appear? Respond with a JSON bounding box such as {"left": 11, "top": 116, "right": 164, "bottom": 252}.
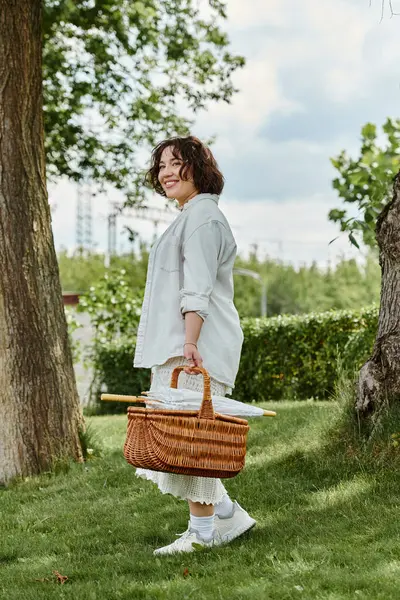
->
{"left": 77, "top": 269, "right": 143, "bottom": 343}
{"left": 87, "top": 338, "right": 150, "bottom": 415}
{"left": 76, "top": 270, "right": 148, "bottom": 414}
{"left": 234, "top": 306, "right": 378, "bottom": 402}
{"left": 80, "top": 272, "right": 379, "bottom": 411}
{"left": 341, "top": 307, "right": 378, "bottom": 370}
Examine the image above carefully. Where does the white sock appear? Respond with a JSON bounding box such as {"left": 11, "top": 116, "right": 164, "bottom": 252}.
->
{"left": 189, "top": 514, "right": 215, "bottom": 540}
{"left": 214, "top": 494, "right": 235, "bottom": 518}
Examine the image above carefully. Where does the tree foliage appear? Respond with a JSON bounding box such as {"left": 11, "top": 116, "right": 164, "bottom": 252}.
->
{"left": 59, "top": 247, "right": 381, "bottom": 318}
{"left": 77, "top": 269, "right": 143, "bottom": 342}
{"left": 329, "top": 119, "right": 400, "bottom": 248}
{"left": 58, "top": 244, "right": 150, "bottom": 292}
{"left": 232, "top": 250, "right": 380, "bottom": 318}
{"left": 43, "top": 0, "right": 244, "bottom": 203}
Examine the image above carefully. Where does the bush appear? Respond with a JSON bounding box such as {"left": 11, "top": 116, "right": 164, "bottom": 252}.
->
{"left": 87, "top": 338, "right": 150, "bottom": 415}
{"left": 234, "top": 305, "right": 378, "bottom": 402}
{"left": 81, "top": 273, "right": 379, "bottom": 411}
{"left": 341, "top": 307, "right": 378, "bottom": 370}
{"left": 77, "top": 269, "right": 143, "bottom": 343}
{"left": 76, "top": 270, "right": 147, "bottom": 414}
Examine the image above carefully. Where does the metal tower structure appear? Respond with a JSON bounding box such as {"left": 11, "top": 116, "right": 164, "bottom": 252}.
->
{"left": 104, "top": 205, "right": 175, "bottom": 266}
{"left": 76, "top": 181, "right": 94, "bottom": 252}
{"left": 125, "top": 206, "right": 175, "bottom": 237}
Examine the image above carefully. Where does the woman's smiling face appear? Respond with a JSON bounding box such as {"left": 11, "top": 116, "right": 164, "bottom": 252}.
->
{"left": 158, "top": 146, "right": 198, "bottom": 205}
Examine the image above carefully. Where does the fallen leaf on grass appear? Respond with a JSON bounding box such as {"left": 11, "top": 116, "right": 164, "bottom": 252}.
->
{"left": 191, "top": 543, "right": 206, "bottom": 551}
{"left": 183, "top": 568, "right": 190, "bottom": 578}
{"left": 53, "top": 570, "right": 68, "bottom": 584}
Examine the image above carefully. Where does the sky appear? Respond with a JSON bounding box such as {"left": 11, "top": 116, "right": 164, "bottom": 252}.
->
{"left": 50, "top": 0, "right": 400, "bottom": 268}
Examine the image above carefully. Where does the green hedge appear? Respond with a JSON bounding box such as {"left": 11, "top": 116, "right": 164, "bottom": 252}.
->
{"left": 235, "top": 306, "right": 378, "bottom": 402}
{"left": 86, "top": 339, "right": 150, "bottom": 415}
{"left": 87, "top": 306, "right": 378, "bottom": 412}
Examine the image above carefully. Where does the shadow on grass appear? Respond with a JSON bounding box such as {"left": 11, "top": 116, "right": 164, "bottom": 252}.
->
{"left": 121, "top": 404, "right": 400, "bottom": 598}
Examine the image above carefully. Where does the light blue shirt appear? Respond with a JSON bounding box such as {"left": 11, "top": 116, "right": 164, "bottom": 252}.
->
{"left": 133, "top": 193, "right": 244, "bottom": 388}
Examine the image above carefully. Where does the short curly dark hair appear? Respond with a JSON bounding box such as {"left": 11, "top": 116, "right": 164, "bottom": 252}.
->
{"left": 146, "top": 136, "right": 224, "bottom": 196}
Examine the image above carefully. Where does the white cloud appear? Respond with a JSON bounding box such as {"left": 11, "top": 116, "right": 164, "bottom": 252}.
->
{"left": 194, "top": 61, "right": 298, "bottom": 143}
{"left": 221, "top": 193, "right": 363, "bottom": 267}
{"left": 226, "top": 0, "right": 286, "bottom": 28}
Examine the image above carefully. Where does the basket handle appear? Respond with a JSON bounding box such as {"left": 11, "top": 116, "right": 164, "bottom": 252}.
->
{"left": 170, "top": 366, "right": 215, "bottom": 420}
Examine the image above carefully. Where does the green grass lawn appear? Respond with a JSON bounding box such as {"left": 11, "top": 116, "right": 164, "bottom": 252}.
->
{"left": 1, "top": 401, "right": 399, "bottom": 600}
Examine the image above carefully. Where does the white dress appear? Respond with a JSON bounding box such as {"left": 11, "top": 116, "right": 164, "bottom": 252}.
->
{"left": 135, "top": 356, "right": 231, "bottom": 505}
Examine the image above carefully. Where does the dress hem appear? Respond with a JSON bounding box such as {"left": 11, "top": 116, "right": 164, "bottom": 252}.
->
{"left": 135, "top": 469, "right": 227, "bottom": 505}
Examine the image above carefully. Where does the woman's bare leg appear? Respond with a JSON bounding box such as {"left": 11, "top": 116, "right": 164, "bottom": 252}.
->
{"left": 188, "top": 500, "right": 214, "bottom": 516}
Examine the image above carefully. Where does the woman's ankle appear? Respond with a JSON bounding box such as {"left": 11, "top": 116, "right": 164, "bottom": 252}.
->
{"left": 189, "top": 514, "right": 215, "bottom": 540}
{"left": 188, "top": 500, "right": 214, "bottom": 517}
{"left": 214, "top": 494, "right": 234, "bottom": 518}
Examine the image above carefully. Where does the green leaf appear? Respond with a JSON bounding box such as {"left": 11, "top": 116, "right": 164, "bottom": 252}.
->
{"left": 192, "top": 543, "right": 207, "bottom": 551}
{"left": 364, "top": 209, "right": 375, "bottom": 224}
{"left": 361, "top": 123, "right": 377, "bottom": 140}
{"left": 330, "top": 157, "right": 342, "bottom": 169}
{"left": 348, "top": 232, "right": 360, "bottom": 249}
{"left": 348, "top": 171, "right": 366, "bottom": 186}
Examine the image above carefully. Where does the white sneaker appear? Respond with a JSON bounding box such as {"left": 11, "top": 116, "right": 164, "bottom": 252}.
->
{"left": 214, "top": 501, "right": 256, "bottom": 544}
{"left": 154, "top": 525, "right": 221, "bottom": 556}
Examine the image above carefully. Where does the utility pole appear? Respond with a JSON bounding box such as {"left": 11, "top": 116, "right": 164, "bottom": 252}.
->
{"left": 233, "top": 268, "right": 267, "bottom": 317}
{"left": 104, "top": 212, "right": 117, "bottom": 268}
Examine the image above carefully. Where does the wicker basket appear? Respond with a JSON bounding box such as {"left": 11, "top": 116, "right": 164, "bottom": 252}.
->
{"left": 123, "top": 365, "right": 249, "bottom": 478}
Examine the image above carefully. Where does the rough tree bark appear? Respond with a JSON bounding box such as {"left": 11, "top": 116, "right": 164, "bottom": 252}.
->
{"left": 357, "top": 172, "right": 400, "bottom": 417}
{"left": 0, "top": 0, "right": 83, "bottom": 484}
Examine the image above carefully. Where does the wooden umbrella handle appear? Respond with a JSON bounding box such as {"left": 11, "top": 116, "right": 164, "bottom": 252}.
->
{"left": 101, "top": 393, "right": 142, "bottom": 402}
{"left": 263, "top": 410, "right": 277, "bottom": 417}
{"left": 100, "top": 394, "right": 161, "bottom": 406}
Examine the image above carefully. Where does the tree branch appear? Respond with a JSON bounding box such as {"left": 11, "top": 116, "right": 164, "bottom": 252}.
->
{"left": 375, "top": 0, "right": 400, "bottom": 20}
{"left": 389, "top": 0, "right": 400, "bottom": 16}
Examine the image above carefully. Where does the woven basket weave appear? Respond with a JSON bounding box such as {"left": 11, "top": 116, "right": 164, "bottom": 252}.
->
{"left": 123, "top": 365, "right": 249, "bottom": 478}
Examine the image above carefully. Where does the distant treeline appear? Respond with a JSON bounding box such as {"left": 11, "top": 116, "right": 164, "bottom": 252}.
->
{"left": 58, "top": 246, "right": 380, "bottom": 319}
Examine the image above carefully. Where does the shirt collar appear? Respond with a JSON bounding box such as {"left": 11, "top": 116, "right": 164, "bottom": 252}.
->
{"left": 180, "top": 193, "right": 220, "bottom": 212}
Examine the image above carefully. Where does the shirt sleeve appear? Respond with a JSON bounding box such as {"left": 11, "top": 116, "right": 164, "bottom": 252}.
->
{"left": 179, "top": 221, "right": 222, "bottom": 320}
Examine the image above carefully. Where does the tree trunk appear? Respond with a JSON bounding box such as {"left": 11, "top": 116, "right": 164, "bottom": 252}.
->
{"left": 356, "top": 172, "right": 400, "bottom": 417}
{"left": 0, "top": 0, "right": 83, "bottom": 484}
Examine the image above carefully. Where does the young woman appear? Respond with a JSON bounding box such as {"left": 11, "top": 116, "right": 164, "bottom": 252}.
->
{"left": 133, "top": 136, "right": 255, "bottom": 555}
